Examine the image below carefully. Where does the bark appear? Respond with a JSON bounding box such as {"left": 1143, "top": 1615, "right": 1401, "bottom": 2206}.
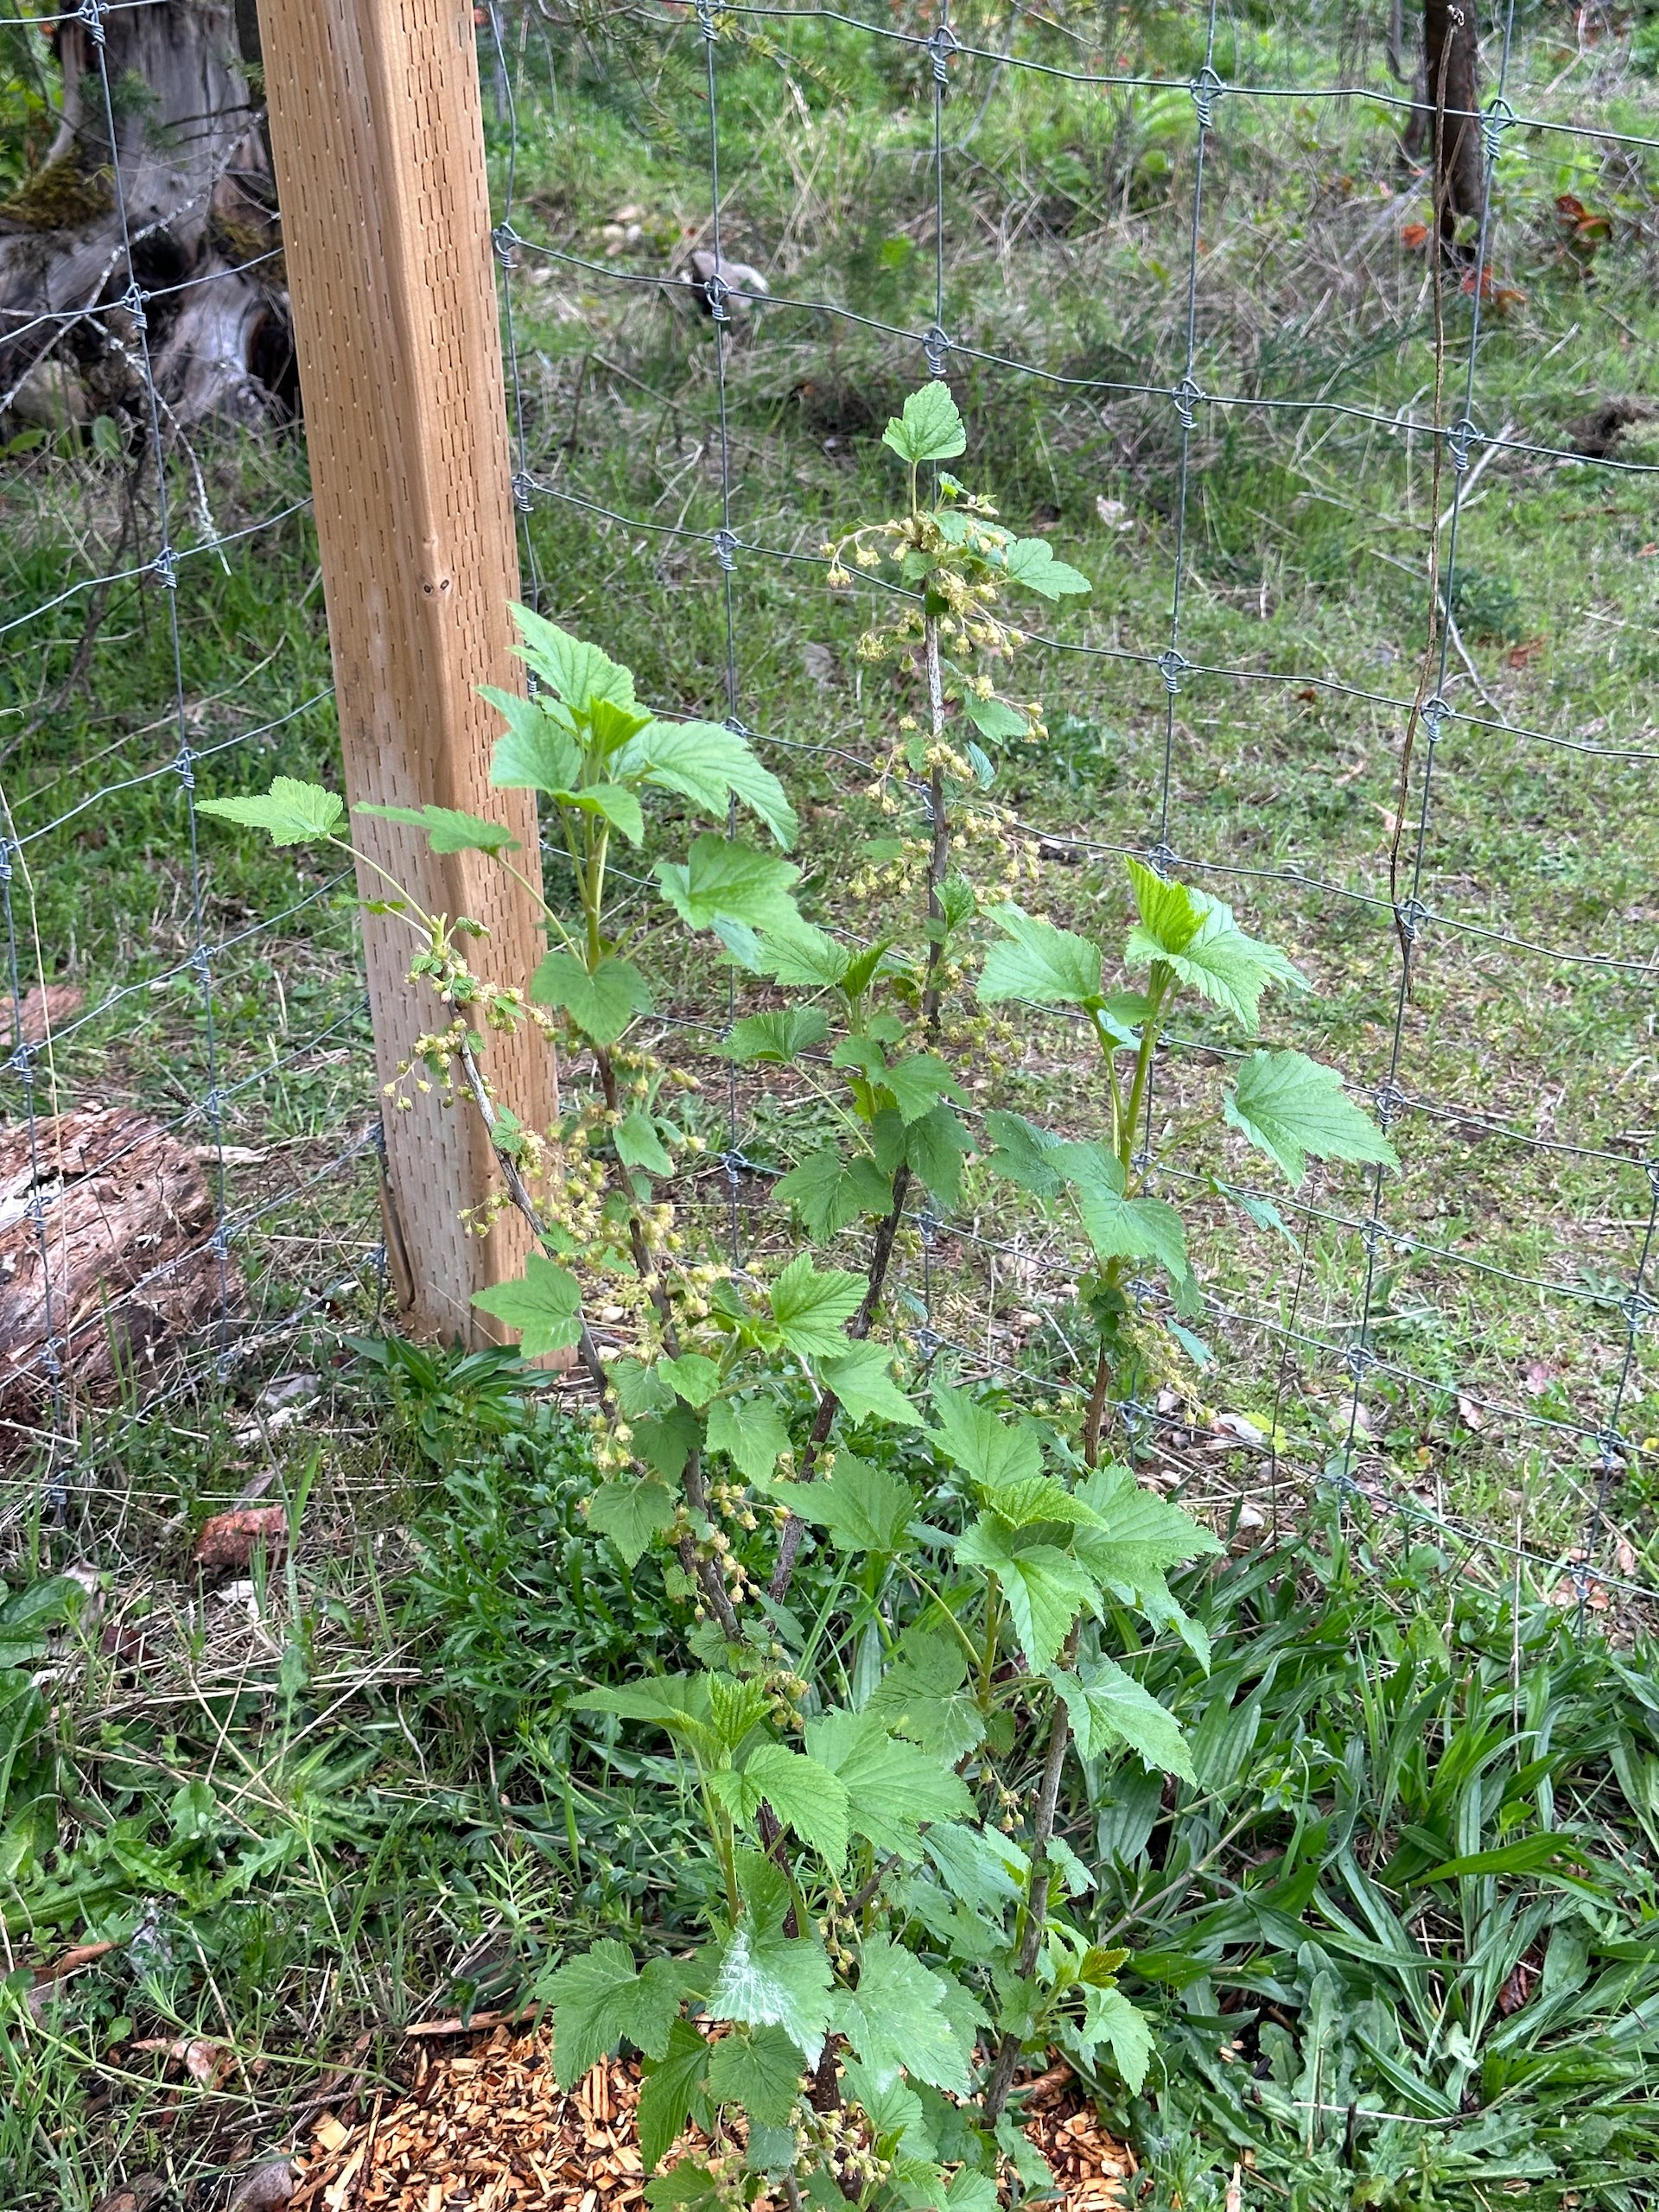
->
{"left": 0, "top": 2, "right": 293, "bottom": 431}
{"left": 0, "top": 1106, "right": 244, "bottom": 1438}
{"left": 1422, "top": 0, "right": 1484, "bottom": 252}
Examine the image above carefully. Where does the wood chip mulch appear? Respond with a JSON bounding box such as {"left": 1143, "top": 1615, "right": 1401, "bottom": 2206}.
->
{"left": 288, "top": 2030, "right": 1136, "bottom": 2212}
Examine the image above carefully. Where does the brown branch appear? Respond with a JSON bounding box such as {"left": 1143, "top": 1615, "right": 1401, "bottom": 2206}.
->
{"left": 1082, "top": 1344, "right": 1112, "bottom": 1472}
{"left": 982, "top": 1645, "right": 1076, "bottom": 2124}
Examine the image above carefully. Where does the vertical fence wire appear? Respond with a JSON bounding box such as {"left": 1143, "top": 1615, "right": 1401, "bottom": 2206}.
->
{"left": 1127, "top": 1, "right": 1222, "bottom": 1468}
{"left": 1338, "top": 0, "right": 1518, "bottom": 1530}
{"left": 0, "top": 0, "right": 385, "bottom": 1519}
{"left": 1, "top": 0, "right": 1655, "bottom": 1611}
{"left": 690, "top": 0, "right": 753, "bottom": 1279}
{"left": 474, "top": 0, "right": 1655, "bottom": 1607}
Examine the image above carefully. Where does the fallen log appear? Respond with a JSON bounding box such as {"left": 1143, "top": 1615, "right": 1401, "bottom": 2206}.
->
{"left": 0, "top": 1107, "right": 244, "bottom": 1432}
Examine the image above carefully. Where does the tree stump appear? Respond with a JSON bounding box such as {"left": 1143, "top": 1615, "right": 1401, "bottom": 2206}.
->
{"left": 0, "top": 2, "right": 293, "bottom": 430}
{"left": 0, "top": 1108, "right": 243, "bottom": 1434}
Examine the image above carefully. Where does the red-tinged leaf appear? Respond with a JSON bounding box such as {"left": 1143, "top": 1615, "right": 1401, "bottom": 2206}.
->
{"left": 1400, "top": 221, "right": 1429, "bottom": 248}
{"left": 193, "top": 1505, "right": 289, "bottom": 1573}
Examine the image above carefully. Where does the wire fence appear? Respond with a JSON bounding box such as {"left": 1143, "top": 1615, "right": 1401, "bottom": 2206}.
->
{"left": 0, "top": 0, "right": 378, "bottom": 1526}
{"left": 1, "top": 0, "right": 1656, "bottom": 1612}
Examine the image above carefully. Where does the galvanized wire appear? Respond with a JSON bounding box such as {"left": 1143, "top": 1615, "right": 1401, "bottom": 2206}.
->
{"left": 0, "top": 0, "right": 1654, "bottom": 1618}
{"left": 487, "top": 1, "right": 1657, "bottom": 1612}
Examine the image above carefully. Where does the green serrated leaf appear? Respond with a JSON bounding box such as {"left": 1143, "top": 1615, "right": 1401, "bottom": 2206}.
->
{"left": 868, "top": 1631, "right": 986, "bottom": 1764}
{"left": 618, "top": 720, "right": 798, "bottom": 849}
{"left": 741, "top": 1742, "right": 850, "bottom": 1869}
{"left": 706, "top": 1395, "right": 791, "bottom": 1484}
{"left": 927, "top": 1388, "right": 1042, "bottom": 1491}
{"left": 655, "top": 1352, "right": 721, "bottom": 1408}
{"left": 953, "top": 1527, "right": 1098, "bottom": 1672}
{"left": 616, "top": 1109, "right": 674, "bottom": 1177}
{"left": 1125, "top": 868, "right": 1306, "bottom": 1032}
{"left": 544, "top": 1941, "right": 690, "bottom": 2086}
{"left": 576, "top": 1675, "right": 719, "bottom": 1759}
{"left": 960, "top": 693, "right": 1028, "bottom": 743}
{"left": 1224, "top": 1049, "right": 1399, "bottom": 1187}
{"left": 899, "top": 1104, "right": 971, "bottom": 1212}
{"left": 768, "top": 1255, "right": 864, "bottom": 1360}
{"left": 1072, "top": 1463, "right": 1222, "bottom": 1583}
{"left": 725, "top": 1008, "right": 830, "bottom": 1065}
{"left": 510, "top": 606, "right": 637, "bottom": 712}
{"left": 470, "top": 1254, "right": 582, "bottom": 1357}
{"left": 1056, "top": 1655, "right": 1193, "bottom": 1780}
{"left": 485, "top": 689, "right": 584, "bottom": 792}
{"left": 995, "top": 2116, "right": 1055, "bottom": 2195}
{"left": 1000, "top": 537, "right": 1091, "bottom": 600}
{"left": 982, "top": 1111, "right": 1066, "bottom": 1198}
{"left": 746, "top": 2124, "right": 801, "bottom": 2177}
{"left": 634, "top": 1405, "right": 701, "bottom": 1484}
{"left": 922, "top": 1821, "right": 1026, "bottom": 1912}
{"left": 709, "top": 1674, "right": 772, "bottom": 1753}
{"left": 530, "top": 952, "right": 654, "bottom": 1046}
{"left": 353, "top": 802, "right": 518, "bottom": 855}
{"left": 840, "top": 941, "right": 893, "bottom": 1000}
{"left": 880, "top": 1052, "right": 965, "bottom": 1126}
{"left": 1077, "top": 1985, "right": 1153, "bottom": 2093}
{"left": 830, "top": 1938, "right": 976, "bottom": 2095}
{"left": 978, "top": 905, "right": 1103, "bottom": 1007}
{"left": 776, "top": 1150, "right": 893, "bottom": 1240}
{"left": 588, "top": 696, "right": 657, "bottom": 756}
{"left": 773, "top": 1453, "right": 917, "bottom": 1554}
{"left": 840, "top": 2059, "right": 934, "bottom": 2156}
{"left": 1125, "top": 857, "right": 1200, "bottom": 951}
{"left": 587, "top": 1477, "right": 678, "bottom": 1567}
{"left": 943, "top": 2171, "right": 1001, "bottom": 2212}
{"left": 882, "top": 384, "right": 967, "bottom": 465}
{"left": 645, "top": 2158, "right": 721, "bottom": 2212}
{"left": 938, "top": 875, "right": 976, "bottom": 931}
{"left": 977, "top": 1473, "right": 1105, "bottom": 1533}
{"left": 753, "top": 918, "right": 850, "bottom": 988}
{"left": 706, "top": 2024, "right": 806, "bottom": 2126}
{"left": 709, "top": 1919, "right": 832, "bottom": 2068}
{"left": 805, "top": 1709, "right": 974, "bottom": 1859}
{"left": 1072, "top": 1189, "right": 1189, "bottom": 1281}
{"left": 638, "top": 2021, "right": 712, "bottom": 2173}
{"left": 553, "top": 783, "right": 645, "bottom": 846}
{"left": 819, "top": 1342, "right": 922, "bottom": 1429}
{"left": 198, "top": 778, "right": 344, "bottom": 847}
{"left": 655, "top": 836, "right": 802, "bottom": 934}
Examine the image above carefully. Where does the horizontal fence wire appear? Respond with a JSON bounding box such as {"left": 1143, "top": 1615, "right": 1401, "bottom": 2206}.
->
{"left": 486, "top": 0, "right": 1658, "bottom": 1616}
{"left": 0, "top": 0, "right": 1652, "bottom": 1616}
{"left": 0, "top": 0, "right": 377, "bottom": 1506}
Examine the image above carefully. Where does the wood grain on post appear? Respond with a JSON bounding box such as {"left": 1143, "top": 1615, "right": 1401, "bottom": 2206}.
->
{"left": 255, "top": 0, "right": 553, "bottom": 1340}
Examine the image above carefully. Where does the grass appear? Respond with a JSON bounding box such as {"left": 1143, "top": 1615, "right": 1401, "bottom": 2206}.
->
{"left": 6, "top": 1361, "right": 1659, "bottom": 2209}
{"left": 4, "top": 2, "right": 1659, "bottom": 2203}
{"left": 475, "top": 0, "right": 1659, "bottom": 1560}
{"left": 3, "top": 3, "right": 1656, "bottom": 1522}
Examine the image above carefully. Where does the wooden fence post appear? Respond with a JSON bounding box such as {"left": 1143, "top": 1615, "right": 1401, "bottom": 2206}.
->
{"left": 254, "top": 0, "right": 553, "bottom": 1341}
